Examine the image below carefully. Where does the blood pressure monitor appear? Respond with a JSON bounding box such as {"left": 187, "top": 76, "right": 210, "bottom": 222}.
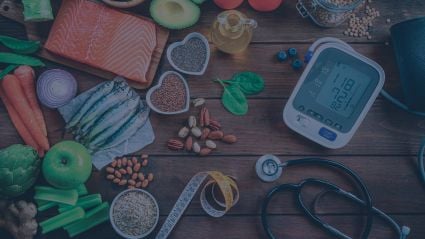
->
{"left": 283, "top": 42, "right": 385, "bottom": 149}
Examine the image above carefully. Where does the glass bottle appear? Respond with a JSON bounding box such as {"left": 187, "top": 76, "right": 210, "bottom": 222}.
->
{"left": 211, "top": 10, "right": 257, "bottom": 54}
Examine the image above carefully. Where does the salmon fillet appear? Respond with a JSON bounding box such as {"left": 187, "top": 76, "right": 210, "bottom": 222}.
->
{"left": 45, "top": 0, "right": 157, "bottom": 84}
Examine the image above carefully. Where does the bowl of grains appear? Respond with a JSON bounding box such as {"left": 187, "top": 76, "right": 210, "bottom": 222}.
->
{"left": 110, "top": 189, "right": 159, "bottom": 238}
{"left": 146, "top": 71, "right": 190, "bottom": 115}
{"left": 167, "top": 32, "right": 210, "bottom": 75}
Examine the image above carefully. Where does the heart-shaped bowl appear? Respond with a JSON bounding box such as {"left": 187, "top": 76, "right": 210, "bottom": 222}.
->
{"left": 146, "top": 71, "right": 190, "bottom": 115}
{"left": 166, "top": 32, "right": 210, "bottom": 76}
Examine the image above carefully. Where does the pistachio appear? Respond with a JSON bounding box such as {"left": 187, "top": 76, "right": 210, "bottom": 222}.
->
{"left": 205, "top": 140, "right": 217, "bottom": 149}
{"left": 193, "top": 142, "right": 201, "bottom": 153}
{"left": 178, "top": 127, "right": 190, "bottom": 138}
{"left": 193, "top": 98, "right": 206, "bottom": 107}
{"left": 191, "top": 127, "right": 202, "bottom": 138}
{"left": 188, "top": 116, "right": 197, "bottom": 128}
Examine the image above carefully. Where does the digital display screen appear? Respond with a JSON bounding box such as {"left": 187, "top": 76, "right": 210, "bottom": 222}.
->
{"left": 316, "top": 63, "right": 371, "bottom": 118}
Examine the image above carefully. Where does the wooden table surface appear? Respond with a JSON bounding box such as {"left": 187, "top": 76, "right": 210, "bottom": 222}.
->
{"left": 1, "top": 1, "right": 425, "bottom": 238}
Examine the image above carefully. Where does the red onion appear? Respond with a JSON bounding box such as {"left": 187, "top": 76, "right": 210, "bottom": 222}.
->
{"left": 37, "top": 69, "right": 77, "bottom": 108}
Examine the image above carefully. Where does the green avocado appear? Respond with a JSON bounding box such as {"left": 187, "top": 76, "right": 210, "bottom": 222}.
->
{"left": 150, "top": 0, "right": 201, "bottom": 30}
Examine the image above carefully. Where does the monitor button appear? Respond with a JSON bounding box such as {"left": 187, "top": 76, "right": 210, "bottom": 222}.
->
{"left": 307, "top": 109, "right": 315, "bottom": 116}
{"left": 334, "top": 123, "right": 343, "bottom": 131}
{"left": 314, "top": 113, "right": 323, "bottom": 121}
{"left": 295, "top": 114, "right": 310, "bottom": 127}
{"left": 325, "top": 119, "right": 333, "bottom": 126}
{"left": 319, "top": 127, "right": 337, "bottom": 142}
{"left": 297, "top": 105, "right": 305, "bottom": 112}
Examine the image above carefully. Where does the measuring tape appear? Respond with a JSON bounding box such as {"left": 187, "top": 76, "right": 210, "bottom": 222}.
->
{"left": 156, "top": 171, "right": 239, "bottom": 239}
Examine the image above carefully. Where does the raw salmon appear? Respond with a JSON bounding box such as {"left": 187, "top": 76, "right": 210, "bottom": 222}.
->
{"left": 45, "top": 0, "right": 157, "bottom": 84}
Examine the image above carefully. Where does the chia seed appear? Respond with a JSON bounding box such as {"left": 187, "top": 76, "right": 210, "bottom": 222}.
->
{"left": 171, "top": 37, "right": 207, "bottom": 73}
{"left": 112, "top": 190, "right": 158, "bottom": 237}
{"left": 151, "top": 73, "right": 187, "bottom": 112}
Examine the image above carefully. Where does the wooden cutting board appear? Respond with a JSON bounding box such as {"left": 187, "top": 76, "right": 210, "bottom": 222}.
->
{"left": 0, "top": 0, "right": 169, "bottom": 89}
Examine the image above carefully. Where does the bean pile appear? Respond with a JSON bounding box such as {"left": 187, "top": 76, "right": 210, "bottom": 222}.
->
{"left": 344, "top": 3, "right": 381, "bottom": 40}
{"left": 105, "top": 154, "right": 154, "bottom": 189}
{"left": 171, "top": 37, "right": 207, "bottom": 73}
{"left": 150, "top": 73, "right": 187, "bottom": 112}
{"left": 112, "top": 190, "right": 158, "bottom": 237}
{"left": 306, "top": 0, "right": 365, "bottom": 27}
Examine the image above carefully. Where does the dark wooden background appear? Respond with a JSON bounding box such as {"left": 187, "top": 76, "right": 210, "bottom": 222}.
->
{"left": 1, "top": 0, "right": 425, "bottom": 238}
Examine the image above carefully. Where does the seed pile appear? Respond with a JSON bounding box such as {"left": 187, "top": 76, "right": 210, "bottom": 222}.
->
{"left": 167, "top": 102, "right": 238, "bottom": 156}
{"left": 171, "top": 37, "right": 208, "bottom": 73}
{"left": 150, "top": 73, "right": 187, "bottom": 112}
{"left": 105, "top": 154, "right": 154, "bottom": 189}
{"left": 307, "top": 0, "right": 365, "bottom": 27}
{"left": 344, "top": 2, "right": 381, "bottom": 39}
{"left": 112, "top": 190, "right": 158, "bottom": 237}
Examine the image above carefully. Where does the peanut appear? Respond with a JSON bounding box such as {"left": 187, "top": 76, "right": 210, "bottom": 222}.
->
{"left": 106, "top": 174, "right": 115, "bottom": 180}
{"left": 142, "top": 180, "right": 149, "bottom": 188}
{"left": 122, "top": 157, "right": 128, "bottom": 167}
{"left": 128, "top": 185, "right": 135, "bottom": 189}
{"left": 126, "top": 166, "right": 133, "bottom": 175}
{"left": 147, "top": 173, "right": 154, "bottom": 182}
{"left": 114, "top": 171, "right": 122, "bottom": 178}
{"left": 142, "top": 159, "right": 148, "bottom": 167}
{"left": 135, "top": 181, "right": 142, "bottom": 188}
{"left": 132, "top": 173, "right": 138, "bottom": 180}
{"left": 111, "top": 159, "right": 117, "bottom": 167}
{"left": 119, "top": 179, "right": 127, "bottom": 186}
{"left": 119, "top": 168, "right": 127, "bottom": 175}
{"left": 127, "top": 160, "right": 133, "bottom": 167}
{"left": 128, "top": 179, "right": 136, "bottom": 186}
{"left": 138, "top": 173, "right": 145, "bottom": 181}
{"left": 113, "top": 178, "right": 120, "bottom": 184}
{"left": 200, "top": 148, "right": 212, "bottom": 156}
{"left": 106, "top": 167, "right": 115, "bottom": 174}
{"left": 131, "top": 157, "right": 138, "bottom": 165}
{"left": 141, "top": 154, "right": 149, "bottom": 159}
{"left": 117, "top": 158, "right": 122, "bottom": 168}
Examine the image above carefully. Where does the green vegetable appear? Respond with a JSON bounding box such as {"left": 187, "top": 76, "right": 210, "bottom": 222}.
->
{"left": 219, "top": 82, "right": 248, "bottom": 116}
{"left": 34, "top": 186, "right": 78, "bottom": 205}
{"left": 231, "top": 72, "right": 265, "bottom": 95}
{"left": 40, "top": 207, "right": 85, "bottom": 234}
{"left": 21, "top": 0, "right": 54, "bottom": 22}
{"left": 0, "top": 35, "right": 41, "bottom": 54}
{"left": 36, "top": 200, "right": 57, "bottom": 212}
{"left": 0, "top": 52, "right": 45, "bottom": 67}
{"left": 64, "top": 202, "right": 110, "bottom": 238}
{"left": 0, "top": 144, "right": 40, "bottom": 198}
{"left": 0, "top": 65, "right": 18, "bottom": 81}
{"left": 58, "top": 194, "right": 102, "bottom": 213}
{"left": 76, "top": 184, "right": 88, "bottom": 196}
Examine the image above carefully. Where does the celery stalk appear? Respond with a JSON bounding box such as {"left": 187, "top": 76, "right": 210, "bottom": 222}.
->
{"left": 36, "top": 200, "right": 57, "bottom": 212}
{"left": 40, "top": 207, "right": 85, "bottom": 234}
{"left": 76, "top": 184, "right": 88, "bottom": 196}
{"left": 34, "top": 186, "right": 78, "bottom": 205}
{"left": 58, "top": 194, "right": 102, "bottom": 213}
{"left": 64, "top": 202, "right": 110, "bottom": 238}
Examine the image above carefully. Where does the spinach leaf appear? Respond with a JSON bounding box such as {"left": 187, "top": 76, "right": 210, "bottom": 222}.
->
{"left": 0, "top": 35, "right": 40, "bottom": 54}
{"left": 221, "top": 83, "right": 248, "bottom": 116}
{"left": 232, "top": 71, "right": 264, "bottom": 95}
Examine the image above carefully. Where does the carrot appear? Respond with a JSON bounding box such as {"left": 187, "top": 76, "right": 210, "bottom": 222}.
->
{"left": 0, "top": 86, "right": 44, "bottom": 156}
{"left": 14, "top": 65, "right": 48, "bottom": 136}
{"left": 1, "top": 74, "right": 50, "bottom": 150}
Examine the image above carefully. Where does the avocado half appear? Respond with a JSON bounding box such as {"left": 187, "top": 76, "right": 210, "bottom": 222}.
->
{"left": 150, "top": 0, "right": 201, "bottom": 30}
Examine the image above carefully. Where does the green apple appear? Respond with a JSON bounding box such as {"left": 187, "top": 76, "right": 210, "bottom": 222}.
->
{"left": 42, "top": 141, "right": 92, "bottom": 189}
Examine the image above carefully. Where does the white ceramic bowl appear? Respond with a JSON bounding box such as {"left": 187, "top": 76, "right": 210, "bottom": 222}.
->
{"left": 146, "top": 71, "right": 190, "bottom": 115}
{"left": 166, "top": 32, "right": 210, "bottom": 76}
{"left": 110, "top": 189, "right": 159, "bottom": 239}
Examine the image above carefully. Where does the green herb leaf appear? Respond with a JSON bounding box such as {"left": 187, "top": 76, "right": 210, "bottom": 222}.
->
{"left": 232, "top": 71, "right": 264, "bottom": 95}
{"left": 0, "top": 35, "right": 40, "bottom": 54}
{"left": 221, "top": 83, "right": 248, "bottom": 116}
{"left": 0, "top": 65, "right": 18, "bottom": 80}
{"left": 0, "top": 52, "right": 44, "bottom": 67}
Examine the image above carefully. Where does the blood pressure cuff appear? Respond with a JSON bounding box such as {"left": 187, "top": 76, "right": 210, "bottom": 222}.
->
{"left": 391, "top": 17, "right": 425, "bottom": 111}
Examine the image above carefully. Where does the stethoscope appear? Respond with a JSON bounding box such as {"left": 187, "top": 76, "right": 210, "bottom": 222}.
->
{"left": 256, "top": 154, "right": 410, "bottom": 239}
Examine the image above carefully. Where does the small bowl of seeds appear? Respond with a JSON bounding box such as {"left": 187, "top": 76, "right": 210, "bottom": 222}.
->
{"left": 167, "top": 32, "right": 210, "bottom": 75}
{"left": 146, "top": 71, "right": 190, "bottom": 115}
{"left": 110, "top": 189, "right": 159, "bottom": 239}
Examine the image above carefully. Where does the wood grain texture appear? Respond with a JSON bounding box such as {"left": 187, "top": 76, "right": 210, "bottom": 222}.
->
{"left": 1, "top": 1, "right": 425, "bottom": 239}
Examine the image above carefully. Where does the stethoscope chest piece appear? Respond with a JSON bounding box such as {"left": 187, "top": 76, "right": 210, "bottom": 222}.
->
{"left": 256, "top": 154, "right": 283, "bottom": 182}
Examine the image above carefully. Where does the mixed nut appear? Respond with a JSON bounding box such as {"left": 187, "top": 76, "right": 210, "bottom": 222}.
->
{"left": 167, "top": 103, "right": 237, "bottom": 156}
{"left": 105, "top": 154, "right": 154, "bottom": 189}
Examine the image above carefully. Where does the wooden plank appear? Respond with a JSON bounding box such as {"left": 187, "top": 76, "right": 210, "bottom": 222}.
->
{"left": 80, "top": 156, "right": 425, "bottom": 215}
{"left": 7, "top": 214, "right": 424, "bottom": 239}
{"left": 2, "top": 98, "right": 423, "bottom": 156}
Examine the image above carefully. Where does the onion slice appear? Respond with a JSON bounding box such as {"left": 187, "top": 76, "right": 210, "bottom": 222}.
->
{"left": 37, "top": 69, "right": 78, "bottom": 109}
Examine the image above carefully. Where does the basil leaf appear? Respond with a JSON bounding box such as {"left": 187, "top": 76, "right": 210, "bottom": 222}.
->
{"left": 221, "top": 84, "right": 248, "bottom": 116}
{"left": 232, "top": 71, "right": 264, "bottom": 95}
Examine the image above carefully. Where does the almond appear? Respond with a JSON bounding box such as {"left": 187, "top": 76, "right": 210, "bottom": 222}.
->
{"left": 201, "top": 128, "right": 210, "bottom": 140}
{"left": 222, "top": 135, "right": 237, "bottom": 144}
{"left": 208, "top": 131, "right": 224, "bottom": 140}
{"left": 185, "top": 136, "right": 193, "bottom": 151}
{"left": 200, "top": 148, "right": 212, "bottom": 156}
{"left": 128, "top": 185, "right": 135, "bottom": 189}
